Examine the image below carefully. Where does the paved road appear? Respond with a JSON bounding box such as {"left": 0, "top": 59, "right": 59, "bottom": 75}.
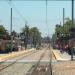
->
{"left": 0, "top": 49, "right": 54, "bottom": 75}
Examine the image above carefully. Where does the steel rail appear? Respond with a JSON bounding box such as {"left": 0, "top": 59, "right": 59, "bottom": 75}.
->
{"left": 31, "top": 50, "right": 46, "bottom": 75}
{"left": 26, "top": 48, "right": 53, "bottom": 75}
{"left": 26, "top": 49, "right": 49, "bottom": 75}
{"left": 0, "top": 50, "right": 38, "bottom": 71}
{"left": 26, "top": 50, "right": 46, "bottom": 75}
{"left": 49, "top": 47, "right": 52, "bottom": 75}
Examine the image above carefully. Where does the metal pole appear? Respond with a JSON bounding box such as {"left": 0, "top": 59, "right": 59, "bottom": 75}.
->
{"left": 9, "top": 0, "right": 12, "bottom": 36}
{"left": 10, "top": 8, "right": 13, "bottom": 52}
{"left": 60, "top": 22, "right": 61, "bottom": 26}
{"left": 46, "top": 0, "right": 47, "bottom": 25}
{"left": 24, "top": 21, "right": 28, "bottom": 50}
{"left": 24, "top": 21, "right": 26, "bottom": 50}
{"left": 72, "top": 0, "right": 74, "bottom": 28}
{"left": 63, "top": 8, "right": 65, "bottom": 33}
{"left": 71, "top": 0, "right": 74, "bottom": 61}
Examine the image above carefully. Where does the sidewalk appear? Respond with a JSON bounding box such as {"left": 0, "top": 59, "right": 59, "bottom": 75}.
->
{"left": 52, "top": 49, "right": 71, "bottom": 61}
{"left": 0, "top": 48, "right": 35, "bottom": 62}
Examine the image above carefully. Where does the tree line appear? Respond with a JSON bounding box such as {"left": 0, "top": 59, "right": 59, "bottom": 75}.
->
{"left": 20, "top": 25, "right": 41, "bottom": 49}
{"left": 0, "top": 24, "right": 41, "bottom": 49}
{"left": 52, "top": 18, "right": 75, "bottom": 47}
{"left": 52, "top": 18, "right": 75, "bottom": 40}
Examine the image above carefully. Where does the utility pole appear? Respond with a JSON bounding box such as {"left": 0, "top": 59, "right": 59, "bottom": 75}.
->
{"left": 60, "top": 21, "right": 61, "bottom": 26}
{"left": 24, "top": 21, "right": 28, "bottom": 50}
{"left": 62, "top": 8, "right": 65, "bottom": 54}
{"left": 9, "top": 0, "right": 13, "bottom": 52}
{"left": 24, "top": 21, "right": 26, "bottom": 50}
{"left": 10, "top": 7, "right": 13, "bottom": 52}
{"left": 71, "top": 0, "right": 74, "bottom": 61}
{"left": 72, "top": 0, "right": 74, "bottom": 28}
{"left": 46, "top": 0, "right": 47, "bottom": 26}
{"left": 11, "top": 8, "right": 12, "bottom": 37}
{"left": 63, "top": 8, "right": 65, "bottom": 33}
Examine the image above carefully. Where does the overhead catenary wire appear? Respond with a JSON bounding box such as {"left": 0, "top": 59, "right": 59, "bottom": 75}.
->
{"left": 8, "top": 0, "right": 26, "bottom": 21}
{"left": 7, "top": 0, "right": 26, "bottom": 51}
{"left": 7, "top": 0, "right": 53, "bottom": 38}
{"left": 7, "top": 0, "right": 62, "bottom": 36}
{"left": 1, "top": 0, "right": 72, "bottom": 1}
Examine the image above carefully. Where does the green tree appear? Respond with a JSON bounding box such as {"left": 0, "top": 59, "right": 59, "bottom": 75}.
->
{"left": 55, "top": 18, "right": 75, "bottom": 37}
{"left": 12, "top": 31, "right": 17, "bottom": 37}
{"left": 0, "top": 25, "right": 9, "bottom": 39}
{"left": 55, "top": 24, "right": 63, "bottom": 34}
{"left": 22, "top": 25, "right": 30, "bottom": 49}
{"left": 11, "top": 30, "right": 18, "bottom": 40}
{"left": 30, "top": 27, "right": 41, "bottom": 48}
{"left": 64, "top": 18, "right": 72, "bottom": 34}
{"left": 0, "top": 25, "right": 6, "bottom": 34}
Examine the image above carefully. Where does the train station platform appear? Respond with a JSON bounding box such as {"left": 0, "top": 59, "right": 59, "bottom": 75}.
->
{"left": 52, "top": 61, "right": 75, "bottom": 75}
{"left": 0, "top": 48, "right": 35, "bottom": 62}
{"left": 52, "top": 49, "right": 71, "bottom": 61}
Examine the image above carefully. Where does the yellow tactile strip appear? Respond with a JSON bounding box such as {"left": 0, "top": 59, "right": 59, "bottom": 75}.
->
{"left": 52, "top": 50, "right": 62, "bottom": 61}
{"left": 52, "top": 50, "right": 70, "bottom": 61}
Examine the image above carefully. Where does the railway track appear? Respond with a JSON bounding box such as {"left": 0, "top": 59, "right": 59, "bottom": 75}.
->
{"left": 0, "top": 50, "right": 38, "bottom": 71}
{"left": 26, "top": 49, "right": 52, "bottom": 75}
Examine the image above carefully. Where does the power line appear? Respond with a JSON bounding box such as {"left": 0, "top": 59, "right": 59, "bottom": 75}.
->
{"left": 63, "top": 8, "right": 65, "bottom": 33}
{"left": 8, "top": 0, "right": 26, "bottom": 21}
{"left": 3, "top": 0, "right": 74, "bottom": 1}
